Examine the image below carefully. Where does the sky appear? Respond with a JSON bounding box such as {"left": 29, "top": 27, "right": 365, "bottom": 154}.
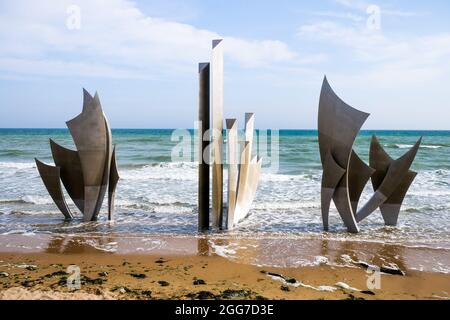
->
{"left": 0, "top": 0, "right": 449, "bottom": 129}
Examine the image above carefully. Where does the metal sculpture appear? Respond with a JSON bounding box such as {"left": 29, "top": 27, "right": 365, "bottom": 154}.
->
{"left": 198, "top": 62, "right": 210, "bottom": 231}
{"left": 197, "top": 40, "right": 262, "bottom": 230}
{"left": 356, "top": 135, "right": 421, "bottom": 225}
{"left": 318, "top": 76, "right": 421, "bottom": 232}
{"left": 211, "top": 39, "right": 224, "bottom": 229}
{"left": 318, "top": 77, "right": 371, "bottom": 233}
{"left": 226, "top": 113, "right": 262, "bottom": 229}
{"left": 35, "top": 89, "right": 119, "bottom": 221}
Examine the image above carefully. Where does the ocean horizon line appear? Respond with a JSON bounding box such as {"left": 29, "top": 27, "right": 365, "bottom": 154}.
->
{"left": 0, "top": 128, "right": 449, "bottom": 132}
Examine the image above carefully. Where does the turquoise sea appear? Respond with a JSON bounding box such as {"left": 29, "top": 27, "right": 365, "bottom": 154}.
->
{"left": 0, "top": 129, "right": 449, "bottom": 270}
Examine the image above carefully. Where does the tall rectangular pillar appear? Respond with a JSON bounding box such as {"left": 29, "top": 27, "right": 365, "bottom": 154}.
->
{"left": 211, "top": 39, "right": 224, "bottom": 229}
{"left": 198, "top": 63, "right": 210, "bottom": 231}
{"left": 226, "top": 119, "right": 238, "bottom": 229}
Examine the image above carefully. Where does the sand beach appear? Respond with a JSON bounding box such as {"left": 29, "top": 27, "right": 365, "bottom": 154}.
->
{"left": 1, "top": 234, "right": 449, "bottom": 300}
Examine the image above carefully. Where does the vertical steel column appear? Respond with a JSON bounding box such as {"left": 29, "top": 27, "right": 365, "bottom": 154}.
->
{"left": 198, "top": 63, "right": 210, "bottom": 231}
{"left": 211, "top": 39, "right": 224, "bottom": 228}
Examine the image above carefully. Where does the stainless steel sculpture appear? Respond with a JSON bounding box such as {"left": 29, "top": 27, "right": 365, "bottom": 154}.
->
{"left": 356, "top": 135, "right": 421, "bottom": 225}
{"left": 226, "top": 118, "right": 239, "bottom": 227}
{"left": 226, "top": 113, "right": 262, "bottom": 229}
{"left": 318, "top": 77, "right": 421, "bottom": 232}
{"left": 198, "top": 62, "right": 210, "bottom": 231}
{"left": 35, "top": 159, "right": 73, "bottom": 220}
{"left": 35, "top": 89, "right": 119, "bottom": 221}
{"left": 197, "top": 39, "right": 262, "bottom": 230}
{"left": 211, "top": 39, "right": 224, "bottom": 229}
{"left": 318, "top": 77, "right": 370, "bottom": 233}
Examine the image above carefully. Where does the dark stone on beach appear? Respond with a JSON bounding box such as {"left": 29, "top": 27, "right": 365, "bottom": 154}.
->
{"left": 284, "top": 277, "right": 297, "bottom": 284}
{"left": 197, "top": 291, "right": 214, "bottom": 300}
{"left": 112, "top": 286, "right": 137, "bottom": 294}
{"left": 58, "top": 276, "right": 67, "bottom": 286}
{"left": 44, "top": 270, "right": 67, "bottom": 278}
{"left": 81, "top": 275, "right": 104, "bottom": 285}
{"left": 25, "top": 265, "right": 38, "bottom": 271}
{"left": 358, "top": 261, "right": 405, "bottom": 276}
{"left": 265, "top": 271, "right": 282, "bottom": 277}
{"left": 141, "top": 290, "right": 152, "bottom": 298}
{"left": 361, "top": 290, "right": 375, "bottom": 295}
{"left": 193, "top": 279, "right": 206, "bottom": 285}
{"left": 91, "top": 278, "right": 104, "bottom": 285}
{"left": 346, "top": 294, "right": 365, "bottom": 300}
{"left": 98, "top": 272, "right": 108, "bottom": 277}
{"left": 358, "top": 261, "right": 370, "bottom": 269}
{"left": 263, "top": 271, "right": 297, "bottom": 284}
{"left": 281, "top": 285, "right": 290, "bottom": 292}
{"left": 155, "top": 259, "right": 166, "bottom": 264}
{"left": 187, "top": 291, "right": 216, "bottom": 300}
{"left": 158, "top": 280, "right": 169, "bottom": 287}
{"left": 21, "top": 280, "right": 35, "bottom": 287}
{"left": 221, "top": 289, "right": 251, "bottom": 299}
{"left": 380, "top": 266, "right": 405, "bottom": 276}
{"left": 95, "top": 288, "right": 102, "bottom": 295}
{"left": 130, "top": 273, "right": 146, "bottom": 279}
{"left": 255, "top": 295, "right": 268, "bottom": 300}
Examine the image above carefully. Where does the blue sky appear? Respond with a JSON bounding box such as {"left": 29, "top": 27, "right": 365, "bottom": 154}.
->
{"left": 0, "top": 0, "right": 449, "bottom": 129}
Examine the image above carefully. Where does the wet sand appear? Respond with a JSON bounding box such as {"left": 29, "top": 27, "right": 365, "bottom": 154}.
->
{"left": 1, "top": 249, "right": 450, "bottom": 300}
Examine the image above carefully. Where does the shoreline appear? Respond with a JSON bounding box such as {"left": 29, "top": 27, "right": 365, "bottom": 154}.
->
{"left": 1, "top": 233, "right": 449, "bottom": 273}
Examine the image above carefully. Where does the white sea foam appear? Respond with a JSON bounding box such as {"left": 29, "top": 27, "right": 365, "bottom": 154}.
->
{"left": 120, "top": 162, "right": 197, "bottom": 181}
{"left": 21, "top": 195, "right": 53, "bottom": 205}
{"left": 260, "top": 173, "right": 317, "bottom": 182}
{"left": 395, "top": 144, "right": 442, "bottom": 149}
{"left": 209, "top": 242, "right": 238, "bottom": 258}
{"left": 253, "top": 201, "right": 319, "bottom": 210}
{"left": 83, "top": 239, "right": 118, "bottom": 253}
{"left": 2, "top": 229, "right": 31, "bottom": 235}
{"left": 265, "top": 272, "right": 337, "bottom": 292}
{"left": 0, "top": 162, "right": 35, "bottom": 169}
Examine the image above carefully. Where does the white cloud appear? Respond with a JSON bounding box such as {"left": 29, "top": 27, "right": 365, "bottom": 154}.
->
{"left": 311, "top": 11, "right": 364, "bottom": 22}
{"left": 0, "top": 0, "right": 297, "bottom": 78}
{"left": 297, "top": 20, "right": 450, "bottom": 64}
{"left": 333, "top": 0, "right": 369, "bottom": 11}
{"left": 382, "top": 10, "right": 427, "bottom": 17}
{"left": 297, "top": 20, "right": 450, "bottom": 89}
{"left": 333, "top": 0, "right": 427, "bottom": 17}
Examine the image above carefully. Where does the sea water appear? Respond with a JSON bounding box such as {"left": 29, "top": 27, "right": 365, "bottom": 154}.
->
{"left": 0, "top": 129, "right": 449, "bottom": 270}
